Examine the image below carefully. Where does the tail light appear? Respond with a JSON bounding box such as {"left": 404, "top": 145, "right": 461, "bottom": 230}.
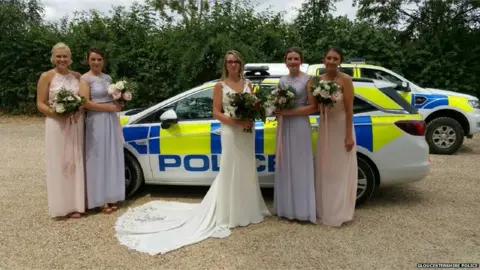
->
{"left": 394, "top": 120, "right": 426, "bottom": 136}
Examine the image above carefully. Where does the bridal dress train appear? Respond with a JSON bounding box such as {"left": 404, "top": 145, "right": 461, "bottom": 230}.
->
{"left": 114, "top": 80, "right": 271, "bottom": 255}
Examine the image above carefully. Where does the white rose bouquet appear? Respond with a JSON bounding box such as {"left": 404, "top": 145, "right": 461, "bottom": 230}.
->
{"left": 49, "top": 87, "right": 86, "bottom": 115}
{"left": 310, "top": 76, "right": 341, "bottom": 108}
{"left": 265, "top": 83, "right": 296, "bottom": 118}
{"left": 108, "top": 79, "right": 135, "bottom": 102}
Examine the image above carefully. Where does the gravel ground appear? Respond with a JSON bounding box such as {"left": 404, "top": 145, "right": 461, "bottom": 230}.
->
{"left": 0, "top": 116, "right": 479, "bottom": 270}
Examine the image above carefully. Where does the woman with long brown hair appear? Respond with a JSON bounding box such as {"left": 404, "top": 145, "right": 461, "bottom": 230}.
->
{"left": 273, "top": 47, "right": 317, "bottom": 223}
{"left": 79, "top": 46, "right": 125, "bottom": 214}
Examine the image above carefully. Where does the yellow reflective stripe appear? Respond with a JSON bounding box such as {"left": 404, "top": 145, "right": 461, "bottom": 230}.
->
{"left": 160, "top": 122, "right": 211, "bottom": 154}
{"left": 353, "top": 67, "right": 360, "bottom": 78}
{"left": 262, "top": 79, "right": 278, "bottom": 84}
{"left": 310, "top": 117, "right": 318, "bottom": 153}
{"left": 251, "top": 80, "right": 278, "bottom": 93}
{"left": 203, "top": 82, "right": 216, "bottom": 88}
{"left": 398, "top": 92, "right": 412, "bottom": 104}
{"left": 120, "top": 116, "right": 130, "bottom": 126}
{"left": 355, "top": 87, "right": 402, "bottom": 110}
{"left": 263, "top": 120, "right": 277, "bottom": 154}
{"left": 308, "top": 65, "right": 321, "bottom": 76}
{"left": 371, "top": 114, "right": 422, "bottom": 151}
{"left": 448, "top": 96, "right": 474, "bottom": 113}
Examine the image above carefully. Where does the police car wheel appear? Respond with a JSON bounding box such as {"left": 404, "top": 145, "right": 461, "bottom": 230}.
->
{"left": 125, "top": 151, "right": 144, "bottom": 198}
{"left": 426, "top": 117, "right": 464, "bottom": 155}
{"left": 356, "top": 156, "right": 376, "bottom": 206}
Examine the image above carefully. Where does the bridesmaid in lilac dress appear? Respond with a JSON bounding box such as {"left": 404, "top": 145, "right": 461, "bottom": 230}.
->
{"left": 79, "top": 47, "right": 125, "bottom": 214}
{"left": 36, "top": 42, "right": 85, "bottom": 218}
{"left": 315, "top": 47, "right": 357, "bottom": 227}
{"left": 273, "top": 48, "right": 317, "bottom": 223}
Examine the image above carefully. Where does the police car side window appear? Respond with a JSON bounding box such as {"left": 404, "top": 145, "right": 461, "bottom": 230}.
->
{"left": 361, "top": 68, "right": 403, "bottom": 85}
{"left": 317, "top": 67, "right": 354, "bottom": 77}
{"left": 174, "top": 88, "right": 214, "bottom": 120}
{"left": 339, "top": 67, "right": 354, "bottom": 77}
{"left": 353, "top": 96, "right": 377, "bottom": 113}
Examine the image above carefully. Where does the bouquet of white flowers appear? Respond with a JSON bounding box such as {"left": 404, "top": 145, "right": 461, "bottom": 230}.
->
{"left": 49, "top": 87, "right": 86, "bottom": 115}
{"left": 310, "top": 76, "right": 341, "bottom": 108}
{"left": 265, "top": 83, "right": 296, "bottom": 118}
{"left": 108, "top": 79, "right": 135, "bottom": 101}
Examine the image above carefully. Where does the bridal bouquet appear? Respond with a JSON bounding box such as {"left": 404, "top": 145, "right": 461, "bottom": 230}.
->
{"left": 226, "top": 92, "right": 266, "bottom": 133}
{"left": 310, "top": 76, "right": 341, "bottom": 108}
{"left": 49, "top": 87, "right": 86, "bottom": 115}
{"left": 108, "top": 79, "right": 135, "bottom": 102}
{"left": 265, "top": 83, "right": 296, "bottom": 118}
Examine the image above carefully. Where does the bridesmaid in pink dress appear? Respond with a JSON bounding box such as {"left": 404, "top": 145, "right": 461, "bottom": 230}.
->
{"left": 36, "top": 42, "right": 86, "bottom": 219}
{"left": 315, "top": 47, "right": 357, "bottom": 227}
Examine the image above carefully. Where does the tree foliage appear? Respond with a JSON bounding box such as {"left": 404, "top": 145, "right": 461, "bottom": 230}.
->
{"left": 1, "top": 0, "right": 479, "bottom": 114}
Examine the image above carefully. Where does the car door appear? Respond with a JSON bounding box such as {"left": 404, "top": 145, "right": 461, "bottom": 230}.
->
{"left": 152, "top": 87, "right": 218, "bottom": 184}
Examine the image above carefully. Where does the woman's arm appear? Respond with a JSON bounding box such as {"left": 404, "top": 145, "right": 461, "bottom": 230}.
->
{"left": 36, "top": 71, "right": 60, "bottom": 119}
{"left": 213, "top": 82, "right": 237, "bottom": 126}
{"left": 279, "top": 79, "right": 317, "bottom": 116}
{"left": 78, "top": 78, "right": 120, "bottom": 112}
{"left": 342, "top": 75, "right": 354, "bottom": 137}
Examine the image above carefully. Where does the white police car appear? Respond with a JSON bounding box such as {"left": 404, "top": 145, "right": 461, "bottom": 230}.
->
{"left": 120, "top": 65, "right": 430, "bottom": 206}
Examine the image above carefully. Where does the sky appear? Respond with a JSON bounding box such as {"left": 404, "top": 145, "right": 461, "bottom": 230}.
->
{"left": 41, "top": 0, "right": 359, "bottom": 22}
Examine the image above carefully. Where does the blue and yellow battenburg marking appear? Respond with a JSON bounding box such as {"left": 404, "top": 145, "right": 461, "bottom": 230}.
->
{"left": 122, "top": 113, "right": 422, "bottom": 158}
{"left": 411, "top": 93, "right": 474, "bottom": 113}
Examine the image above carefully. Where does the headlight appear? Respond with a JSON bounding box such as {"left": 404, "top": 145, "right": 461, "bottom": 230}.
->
{"left": 468, "top": 100, "right": 480, "bottom": 109}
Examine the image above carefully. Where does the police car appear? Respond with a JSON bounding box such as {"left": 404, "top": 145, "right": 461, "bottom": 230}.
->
{"left": 308, "top": 59, "right": 480, "bottom": 155}
{"left": 119, "top": 65, "right": 430, "bottom": 206}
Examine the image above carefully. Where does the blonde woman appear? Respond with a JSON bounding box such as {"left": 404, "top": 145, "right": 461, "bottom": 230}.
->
{"left": 36, "top": 42, "right": 85, "bottom": 219}
{"left": 114, "top": 50, "right": 270, "bottom": 255}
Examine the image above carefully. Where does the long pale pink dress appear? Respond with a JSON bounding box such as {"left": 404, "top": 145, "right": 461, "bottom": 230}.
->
{"left": 44, "top": 71, "right": 85, "bottom": 217}
{"left": 314, "top": 78, "right": 357, "bottom": 227}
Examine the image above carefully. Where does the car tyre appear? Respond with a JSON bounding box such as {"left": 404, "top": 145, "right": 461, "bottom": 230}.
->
{"left": 125, "top": 151, "right": 144, "bottom": 198}
{"left": 426, "top": 117, "right": 464, "bottom": 155}
{"left": 356, "top": 156, "right": 376, "bottom": 206}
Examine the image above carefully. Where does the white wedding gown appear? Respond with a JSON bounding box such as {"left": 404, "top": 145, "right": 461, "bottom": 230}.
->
{"left": 115, "top": 80, "right": 271, "bottom": 255}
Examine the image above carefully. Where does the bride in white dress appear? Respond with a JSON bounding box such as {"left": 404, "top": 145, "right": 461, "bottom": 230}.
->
{"left": 114, "top": 50, "right": 271, "bottom": 255}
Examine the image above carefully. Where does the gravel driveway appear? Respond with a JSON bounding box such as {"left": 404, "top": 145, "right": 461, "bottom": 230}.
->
{"left": 1, "top": 116, "right": 479, "bottom": 269}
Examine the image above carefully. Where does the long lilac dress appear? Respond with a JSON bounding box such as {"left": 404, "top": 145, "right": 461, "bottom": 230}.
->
{"left": 82, "top": 73, "right": 125, "bottom": 209}
{"left": 273, "top": 73, "right": 316, "bottom": 223}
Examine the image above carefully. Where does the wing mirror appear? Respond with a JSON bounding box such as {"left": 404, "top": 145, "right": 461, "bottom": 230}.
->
{"left": 160, "top": 109, "right": 178, "bottom": 129}
{"left": 396, "top": 81, "right": 411, "bottom": 92}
